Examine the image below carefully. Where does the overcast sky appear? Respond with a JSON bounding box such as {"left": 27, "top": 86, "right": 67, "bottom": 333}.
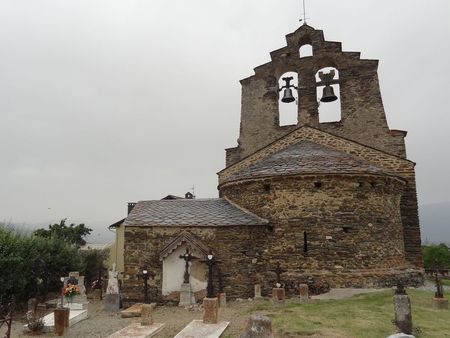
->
{"left": 1, "top": 0, "right": 449, "bottom": 242}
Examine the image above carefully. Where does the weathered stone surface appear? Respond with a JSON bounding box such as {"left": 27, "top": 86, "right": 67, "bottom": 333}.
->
{"left": 272, "top": 288, "right": 285, "bottom": 303}
{"left": 104, "top": 294, "right": 120, "bottom": 312}
{"left": 121, "top": 303, "right": 143, "bottom": 318}
{"left": 203, "top": 297, "right": 218, "bottom": 324}
{"left": 53, "top": 308, "right": 66, "bottom": 336}
{"left": 393, "top": 294, "right": 413, "bottom": 334}
{"left": 299, "top": 283, "right": 309, "bottom": 302}
{"left": 254, "top": 284, "right": 262, "bottom": 299}
{"left": 141, "top": 304, "right": 155, "bottom": 326}
{"left": 107, "top": 322, "right": 165, "bottom": 338}
{"left": 179, "top": 283, "right": 194, "bottom": 306}
{"left": 432, "top": 297, "right": 449, "bottom": 309}
{"left": 240, "top": 315, "right": 274, "bottom": 338}
{"left": 173, "top": 320, "right": 229, "bottom": 338}
{"left": 386, "top": 334, "right": 416, "bottom": 338}
{"left": 218, "top": 293, "right": 226, "bottom": 308}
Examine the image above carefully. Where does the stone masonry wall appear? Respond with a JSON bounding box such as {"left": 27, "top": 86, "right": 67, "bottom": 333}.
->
{"left": 227, "top": 24, "right": 406, "bottom": 167}
{"left": 220, "top": 126, "right": 423, "bottom": 269}
{"left": 122, "top": 225, "right": 270, "bottom": 305}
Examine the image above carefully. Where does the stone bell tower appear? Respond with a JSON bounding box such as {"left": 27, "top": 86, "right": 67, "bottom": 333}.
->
{"left": 222, "top": 23, "right": 423, "bottom": 270}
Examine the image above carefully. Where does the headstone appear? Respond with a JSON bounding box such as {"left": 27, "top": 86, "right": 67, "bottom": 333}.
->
{"left": 218, "top": 293, "right": 227, "bottom": 308}
{"left": 179, "top": 283, "right": 194, "bottom": 306}
{"left": 393, "top": 285, "right": 412, "bottom": 335}
{"left": 63, "top": 272, "right": 89, "bottom": 310}
{"left": 240, "top": 314, "right": 274, "bottom": 338}
{"left": 141, "top": 303, "right": 155, "bottom": 326}
{"left": 203, "top": 297, "right": 219, "bottom": 324}
{"left": 27, "top": 298, "right": 38, "bottom": 313}
{"left": 254, "top": 284, "right": 262, "bottom": 299}
{"left": 104, "top": 265, "right": 120, "bottom": 312}
{"left": 272, "top": 288, "right": 285, "bottom": 304}
{"left": 299, "top": 283, "right": 309, "bottom": 303}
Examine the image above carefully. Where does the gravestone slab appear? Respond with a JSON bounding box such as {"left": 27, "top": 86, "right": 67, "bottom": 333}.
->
{"left": 203, "top": 297, "right": 219, "bottom": 324}
{"left": 240, "top": 314, "right": 274, "bottom": 338}
{"left": 432, "top": 297, "right": 449, "bottom": 309}
{"left": 299, "top": 284, "right": 309, "bottom": 303}
{"left": 174, "top": 320, "right": 229, "bottom": 338}
{"left": 272, "top": 288, "right": 285, "bottom": 304}
{"left": 104, "top": 294, "right": 120, "bottom": 312}
{"left": 107, "top": 322, "right": 165, "bottom": 338}
{"left": 218, "top": 293, "right": 226, "bottom": 308}
{"left": 25, "top": 309, "right": 88, "bottom": 333}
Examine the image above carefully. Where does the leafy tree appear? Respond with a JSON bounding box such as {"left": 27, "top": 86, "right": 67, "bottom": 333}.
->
{"left": 34, "top": 219, "right": 92, "bottom": 248}
{"left": 81, "top": 249, "right": 109, "bottom": 290}
{"left": 422, "top": 244, "right": 450, "bottom": 269}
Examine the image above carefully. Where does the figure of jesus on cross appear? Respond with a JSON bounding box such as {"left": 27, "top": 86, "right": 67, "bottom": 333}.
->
{"left": 179, "top": 247, "right": 197, "bottom": 284}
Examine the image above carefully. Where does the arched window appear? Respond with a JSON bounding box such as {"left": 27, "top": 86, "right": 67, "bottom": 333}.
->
{"left": 299, "top": 44, "right": 313, "bottom": 58}
{"left": 278, "top": 72, "right": 298, "bottom": 126}
{"left": 316, "top": 67, "right": 341, "bottom": 123}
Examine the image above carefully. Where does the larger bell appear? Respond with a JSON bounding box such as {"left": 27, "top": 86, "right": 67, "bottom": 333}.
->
{"left": 320, "top": 85, "right": 338, "bottom": 103}
{"left": 281, "top": 88, "right": 295, "bottom": 103}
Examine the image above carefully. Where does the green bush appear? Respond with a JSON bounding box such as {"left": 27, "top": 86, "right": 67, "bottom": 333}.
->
{"left": 0, "top": 226, "right": 83, "bottom": 303}
{"left": 422, "top": 244, "right": 450, "bottom": 269}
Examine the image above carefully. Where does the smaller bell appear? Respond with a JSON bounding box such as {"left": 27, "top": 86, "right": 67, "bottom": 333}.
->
{"left": 281, "top": 88, "right": 295, "bottom": 103}
{"left": 320, "top": 85, "right": 338, "bottom": 103}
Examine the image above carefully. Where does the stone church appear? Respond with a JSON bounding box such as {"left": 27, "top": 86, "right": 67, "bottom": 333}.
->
{"left": 118, "top": 24, "right": 424, "bottom": 304}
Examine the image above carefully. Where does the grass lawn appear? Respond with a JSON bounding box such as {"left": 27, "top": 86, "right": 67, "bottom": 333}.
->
{"left": 245, "top": 289, "right": 450, "bottom": 338}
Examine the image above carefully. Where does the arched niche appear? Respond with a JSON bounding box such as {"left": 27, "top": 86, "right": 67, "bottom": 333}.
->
{"left": 315, "top": 66, "right": 341, "bottom": 123}
{"left": 299, "top": 44, "right": 313, "bottom": 58}
{"left": 278, "top": 71, "right": 298, "bottom": 126}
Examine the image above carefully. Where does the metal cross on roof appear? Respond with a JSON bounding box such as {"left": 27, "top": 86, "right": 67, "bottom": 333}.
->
{"left": 299, "top": 0, "right": 310, "bottom": 25}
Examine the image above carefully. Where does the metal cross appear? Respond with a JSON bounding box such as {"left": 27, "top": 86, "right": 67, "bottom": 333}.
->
{"left": 432, "top": 260, "right": 444, "bottom": 298}
{"left": 179, "top": 247, "right": 197, "bottom": 284}
{"left": 299, "top": 0, "right": 310, "bottom": 25}
{"left": 139, "top": 266, "right": 155, "bottom": 304}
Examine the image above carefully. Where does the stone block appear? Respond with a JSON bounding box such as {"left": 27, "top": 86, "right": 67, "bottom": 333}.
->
{"left": 254, "top": 284, "right": 262, "bottom": 299}
{"left": 121, "top": 303, "right": 143, "bottom": 318}
{"left": 104, "top": 293, "right": 120, "bottom": 312}
{"left": 240, "top": 314, "right": 274, "bottom": 338}
{"left": 179, "top": 283, "right": 194, "bottom": 306}
{"left": 53, "top": 308, "right": 66, "bottom": 336}
{"left": 141, "top": 304, "right": 155, "bottom": 326}
{"left": 393, "top": 294, "right": 412, "bottom": 335}
{"left": 203, "top": 297, "right": 218, "bottom": 324}
{"left": 272, "top": 288, "right": 285, "bottom": 303}
{"left": 218, "top": 293, "right": 226, "bottom": 307}
{"left": 299, "top": 283, "right": 309, "bottom": 302}
{"left": 432, "top": 297, "right": 449, "bottom": 309}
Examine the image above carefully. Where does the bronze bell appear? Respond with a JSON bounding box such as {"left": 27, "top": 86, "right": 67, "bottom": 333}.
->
{"left": 320, "top": 85, "right": 338, "bottom": 103}
{"left": 281, "top": 88, "right": 295, "bottom": 103}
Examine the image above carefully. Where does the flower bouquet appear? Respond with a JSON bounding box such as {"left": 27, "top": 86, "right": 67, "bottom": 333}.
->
{"left": 63, "top": 283, "right": 80, "bottom": 303}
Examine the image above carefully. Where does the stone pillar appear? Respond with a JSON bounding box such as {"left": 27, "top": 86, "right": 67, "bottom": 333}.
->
{"left": 272, "top": 288, "right": 285, "bottom": 304}
{"left": 299, "top": 284, "right": 309, "bottom": 303}
{"left": 141, "top": 304, "right": 154, "bottom": 326}
{"left": 179, "top": 283, "right": 194, "bottom": 306}
{"left": 203, "top": 297, "right": 219, "bottom": 324}
{"left": 254, "top": 284, "right": 262, "bottom": 299}
{"left": 63, "top": 307, "right": 70, "bottom": 328}
{"left": 393, "top": 294, "right": 413, "bottom": 335}
{"left": 432, "top": 297, "right": 449, "bottom": 309}
{"left": 54, "top": 308, "right": 66, "bottom": 336}
{"left": 218, "top": 293, "right": 227, "bottom": 308}
{"left": 240, "top": 314, "right": 274, "bottom": 338}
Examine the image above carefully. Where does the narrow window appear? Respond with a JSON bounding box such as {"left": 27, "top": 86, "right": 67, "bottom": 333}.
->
{"left": 263, "top": 183, "right": 271, "bottom": 194}
{"left": 316, "top": 67, "right": 341, "bottom": 123}
{"left": 303, "top": 231, "right": 308, "bottom": 253}
{"left": 314, "top": 181, "right": 322, "bottom": 189}
{"left": 278, "top": 72, "right": 298, "bottom": 126}
{"left": 299, "top": 44, "right": 313, "bottom": 58}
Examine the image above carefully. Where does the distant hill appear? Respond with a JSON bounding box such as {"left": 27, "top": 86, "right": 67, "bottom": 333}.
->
{"left": 420, "top": 202, "right": 450, "bottom": 245}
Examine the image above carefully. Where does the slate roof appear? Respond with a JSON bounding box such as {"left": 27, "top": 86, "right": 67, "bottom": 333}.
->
{"left": 225, "top": 140, "right": 396, "bottom": 183}
{"left": 123, "top": 198, "right": 268, "bottom": 227}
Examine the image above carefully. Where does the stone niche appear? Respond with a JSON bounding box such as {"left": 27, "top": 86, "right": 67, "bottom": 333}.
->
{"left": 162, "top": 244, "right": 207, "bottom": 301}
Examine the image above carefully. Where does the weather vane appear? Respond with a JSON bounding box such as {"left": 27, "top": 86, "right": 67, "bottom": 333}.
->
{"left": 299, "top": 0, "right": 309, "bottom": 25}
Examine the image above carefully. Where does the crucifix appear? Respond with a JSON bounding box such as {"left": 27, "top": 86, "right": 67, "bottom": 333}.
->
{"left": 179, "top": 247, "right": 197, "bottom": 284}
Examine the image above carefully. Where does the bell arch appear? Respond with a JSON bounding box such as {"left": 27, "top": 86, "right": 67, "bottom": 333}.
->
{"left": 299, "top": 43, "right": 313, "bottom": 58}
{"left": 278, "top": 71, "right": 298, "bottom": 126}
{"left": 315, "top": 66, "right": 341, "bottom": 123}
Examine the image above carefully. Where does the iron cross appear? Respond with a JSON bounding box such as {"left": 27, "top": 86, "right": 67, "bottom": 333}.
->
{"left": 270, "top": 262, "right": 286, "bottom": 285}
{"left": 179, "top": 247, "right": 197, "bottom": 284}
